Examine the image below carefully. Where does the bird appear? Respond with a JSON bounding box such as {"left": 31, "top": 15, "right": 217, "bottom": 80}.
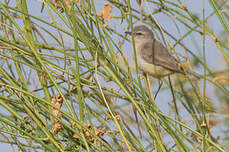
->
{"left": 126, "top": 25, "right": 185, "bottom": 77}
{"left": 125, "top": 25, "right": 191, "bottom": 99}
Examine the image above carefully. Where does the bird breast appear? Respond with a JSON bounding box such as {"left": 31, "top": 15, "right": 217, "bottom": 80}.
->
{"left": 135, "top": 41, "right": 173, "bottom": 78}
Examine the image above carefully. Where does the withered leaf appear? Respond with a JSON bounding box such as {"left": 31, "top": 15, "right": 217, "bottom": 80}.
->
{"left": 98, "top": 3, "right": 113, "bottom": 22}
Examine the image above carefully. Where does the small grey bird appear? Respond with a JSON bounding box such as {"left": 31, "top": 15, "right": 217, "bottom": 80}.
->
{"left": 125, "top": 25, "right": 197, "bottom": 99}
{"left": 126, "top": 25, "right": 185, "bottom": 78}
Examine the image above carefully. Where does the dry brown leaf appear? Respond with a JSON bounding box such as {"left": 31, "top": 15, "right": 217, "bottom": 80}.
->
{"left": 52, "top": 120, "right": 63, "bottom": 134}
{"left": 51, "top": 95, "right": 63, "bottom": 134}
{"left": 180, "top": 3, "right": 187, "bottom": 10}
{"left": 98, "top": 3, "right": 113, "bottom": 22}
{"left": 73, "top": 124, "right": 104, "bottom": 142}
{"left": 209, "top": 120, "right": 219, "bottom": 127}
{"left": 212, "top": 74, "right": 229, "bottom": 85}
{"left": 52, "top": 95, "right": 63, "bottom": 108}
{"left": 52, "top": 0, "right": 64, "bottom": 13}
{"left": 104, "top": 24, "right": 109, "bottom": 28}
{"left": 73, "top": 133, "right": 80, "bottom": 139}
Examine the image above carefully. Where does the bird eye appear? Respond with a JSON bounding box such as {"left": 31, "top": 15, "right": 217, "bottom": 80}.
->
{"left": 135, "top": 32, "right": 143, "bottom": 36}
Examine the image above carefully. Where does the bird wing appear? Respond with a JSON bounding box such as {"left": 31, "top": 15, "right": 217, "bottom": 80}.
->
{"left": 141, "top": 39, "right": 184, "bottom": 74}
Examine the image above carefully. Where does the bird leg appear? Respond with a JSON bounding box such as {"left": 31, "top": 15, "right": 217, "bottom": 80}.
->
{"left": 145, "top": 73, "right": 155, "bottom": 101}
{"left": 132, "top": 104, "right": 143, "bottom": 138}
{"left": 154, "top": 80, "right": 163, "bottom": 100}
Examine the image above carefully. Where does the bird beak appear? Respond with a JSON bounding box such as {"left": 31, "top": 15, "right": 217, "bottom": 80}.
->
{"left": 125, "top": 31, "right": 132, "bottom": 35}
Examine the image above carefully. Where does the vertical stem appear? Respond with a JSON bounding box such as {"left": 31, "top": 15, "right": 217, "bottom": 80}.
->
{"left": 202, "top": 0, "right": 207, "bottom": 151}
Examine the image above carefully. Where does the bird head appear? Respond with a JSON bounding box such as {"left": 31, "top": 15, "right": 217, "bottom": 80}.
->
{"left": 125, "top": 25, "right": 154, "bottom": 43}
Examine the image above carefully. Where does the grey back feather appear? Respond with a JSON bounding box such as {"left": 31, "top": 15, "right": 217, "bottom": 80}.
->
{"left": 140, "top": 39, "right": 185, "bottom": 74}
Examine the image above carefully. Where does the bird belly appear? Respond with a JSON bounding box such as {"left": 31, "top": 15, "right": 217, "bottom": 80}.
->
{"left": 137, "top": 58, "right": 173, "bottom": 78}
